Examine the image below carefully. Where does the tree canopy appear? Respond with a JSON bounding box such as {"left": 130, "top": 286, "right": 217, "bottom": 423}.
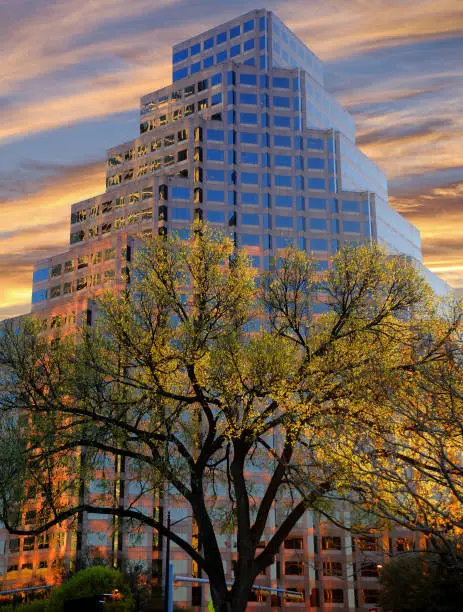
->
{"left": 1, "top": 225, "right": 462, "bottom": 611}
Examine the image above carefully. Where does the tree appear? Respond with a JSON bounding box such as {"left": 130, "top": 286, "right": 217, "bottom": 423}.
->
{"left": 0, "top": 224, "right": 461, "bottom": 612}
{"left": 379, "top": 550, "right": 463, "bottom": 612}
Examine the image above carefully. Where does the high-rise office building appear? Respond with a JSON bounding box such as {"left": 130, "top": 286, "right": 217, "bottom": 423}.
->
{"left": 0, "top": 8, "right": 450, "bottom": 609}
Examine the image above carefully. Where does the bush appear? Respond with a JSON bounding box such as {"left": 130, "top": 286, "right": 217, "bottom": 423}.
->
{"left": 46, "top": 566, "right": 134, "bottom": 612}
{"left": 0, "top": 602, "right": 46, "bottom": 612}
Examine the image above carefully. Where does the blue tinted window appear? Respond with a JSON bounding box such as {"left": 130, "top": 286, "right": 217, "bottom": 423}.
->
{"left": 32, "top": 289, "right": 47, "bottom": 304}
{"left": 293, "top": 77, "right": 300, "bottom": 91}
{"left": 211, "top": 92, "right": 222, "bottom": 106}
{"left": 207, "top": 149, "right": 224, "bottom": 162}
{"left": 240, "top": 73, "right": 257, "bottom": 86}
{"left": 296, "top": 156, "right": 304, "bottom": 170}
{"left": 275, "top": 215, "right": 293, "bottom": 229}
{"left": 244, "top": 39, "right": 255, "bottom": 51}
{"left": 173, "top": 67, "right": 188, "bottom": 81}
{"left": 241, "top": 151, "right": 259, "bottom": 164}
{"left": 295, "top": 135, "right": 303, "bottom": 150}
{"left": 272, "top": 76, "right": 290, "bottom": 88}
{"left": 275, "top": 195, "right": 292, "bottom": 207}
{"left": 364, "top": 221, "right": 371, "bottom": 237}
{"left": 241, "top": 172, "right": 259, "bottom": 185}
{"left": 332, "top": 239, "right": 339, "bottom": 253}
{"left": 313, "top": 303, "right": 330, "bottom": 314}
{"left": 330, "top": 199, "right": 339, "bottom": 213}
{"left": 228, "top": 150, "right": 236, "bottom": 164}
{"left": 241, "top": 132, "right": 259, "bottom": 144}
{"left": 297, "top": 196, "right": 305, "bottom": 210}
{"left": 173, "top": 48, "right": 188, "bottom": 64}
{"left": 310, "top": 239, "right": 328, "bottom": 251}
{"left": 242, "top": 192, "right": 259, "bottom": 205}
{"left": 294, "top": 96, "right": 301, "bottom": 111}
{"left": 242, "top": 213, "right": 259, "bottom": 225}
{"left": 262, "top": 173, "right": 271, "bottom": 187}
{"left": 203, "top": 56, "right": 214, "bottom": 68}
{"left": 191, "top": 43, "right": 201, "bottom": 56}
{"left": 240, "top": 112, "right": 258, "bottom": 125}
{"left": 343, "top": 220, "right": 361, "bottom": 233}
{"left": 309, "top": 198, "right": 326, "bottom": 210}
{"left": 259, "top": 16, "right": 266, "bottom": 31}
{"left": 275, "top": 175, "right": 292, "bottom": 187}
{"left": 294, "top": 116, "right": 302, "bottom": 130}
{"left": 343, "top": 200, "right": 360, "bottom": 213}
{"left": 228, "top": 191, "right": 237, "bottom": 206}
{"left": 263, "top": 213, "right": 271, "bottom": 229}
{"left": 217, "top": 50, "right": 227, "bottom": 63}
{"left": 331, "top": 219, "right": 340, "bottom": 233}
{"left": 297, "top": 216, "right": 305, "bottom": 231}
{"left": 191, "top": 61, "right": 201, "bottom": 75}
{"left": 240, "top": 92, "right": 257, "bottom": 105}
{"left": 261, "top": 153, "right": 270, "bottom": 167}
{"left": 275, "top": 236, "right": 294, "bottom": 248}
{"left": 263, "top": 193, "right": 271, "bottom": 208}
{"left": 249, "top": 255, "right": 260, "bottom": 268}
{"left": 211, "top": 73, "right": 222, "bottom": 86}
{"left": 207, "top": 190, "right": 225, "bottom": 202}
{"left": 207, "top": 210, "right": 225, "bottom": 223}
{"left": 171, "top": 207, "right": 191, "bottom": 221}
{"left": 171, "top": 186, "right": 190, "bottom": 200}
{"left": 317, "top": 260, "right": 329, "bottom": 271}
{"left": 307, "top": 137, "right": 324, "bottom": 150}
{"left": 274, "top": 115, "right": 291, "bottom": 128}
{"left": 308, "top": 158, "right": 325, "bottom": 170}
{"left": 328, "top": 138, "right": 336, "bottom": 153}
{"left": 309, "top": 218, "right": 327, "bottom": 231}
{"left": 260, "top": 74, "right": 269, "bottom": 88}
{"left": 216, "top": 32, "right": 227, "bottom": 44}
{"left": 296, "top": 176, "right": 304, "bottom": 190}
{"left": 274, "top": 155, "right": 292, "bottom": 167}
{"left": 260, "top": 133, "right": 269, "bottom": 148}
{"left": 260, "top": 54, "right": 266, "bottom": 69}
{"left": 207, "top": 129, "right": 224, "bottom": 141}
{"left": 308, "top": 178, "right": 325, "bottom": 190}
{"left": 244, "top": 57, "right": 255, "bottom": 66}
{"left": 298, "top": 237, "right": 306, "bottom": 251}
{"left": 260, "top": 93, "right": 269, "bottom": 108}
{"left": 244, "top": 19, "right": 254, "bottom": 32}
{"left": 230, "top": 25, "right": 241, "bottom": 38}
{"left": 328, "top": 158, "right": 336, "bottom": 173}
{"left": 204, "top": 37, "right": 214, "bottom": 50}
{"left": 241, "top": 234, "right": 260, "bottom": 246}
{"left": 230, "top": 44, "right": 241, "bottom": 58}
{"left": 33, "top": 268, "right": 48, "bottom": 283}
{"left": 172, "top": 229, "right": 190, "bottom": 241}
{"left": 207, "top": 169, "right": 225, "bottom": 182}
{"left": 274, "top": 135, "right": 291, "bottom": 147}
{"left": 228, "top": 90, "right": 236, "bottom": 105}
{"left": 261, "top": 113, "right": 269, "bottom": 128}
{"left": 273, "top": 96, "right": 290, "bottom": 108}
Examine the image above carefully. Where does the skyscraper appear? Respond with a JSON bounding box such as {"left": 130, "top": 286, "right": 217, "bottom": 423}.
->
{"left": 1, "top": 8, "right": 450, "bottom": 609}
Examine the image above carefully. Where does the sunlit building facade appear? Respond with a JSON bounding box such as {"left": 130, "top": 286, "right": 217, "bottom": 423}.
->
{"left": 0, "top": 9, "right": 449, "bottom": 609}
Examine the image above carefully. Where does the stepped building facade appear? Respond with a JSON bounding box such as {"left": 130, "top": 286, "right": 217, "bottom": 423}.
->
{"left": 0, "top": 9, "right": 449, "bottom": 610}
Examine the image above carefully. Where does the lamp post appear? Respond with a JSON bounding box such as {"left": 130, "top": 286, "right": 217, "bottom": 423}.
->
{"left": 164, "top": 512, "right": 193, "bottom": 612}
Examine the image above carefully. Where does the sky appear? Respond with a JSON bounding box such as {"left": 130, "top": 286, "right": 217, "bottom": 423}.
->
{"left": 0, "top": 0, "right": 462, "bottom": 319}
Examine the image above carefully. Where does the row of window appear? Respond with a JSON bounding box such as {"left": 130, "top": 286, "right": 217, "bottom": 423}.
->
{"left": 108, "top": 130, "right": 190, "bottom": 167}
{"left": 71, "top": 210, "right": 152, "bottom": 245}
{"left": 141, "top": 75, "right": 224, "bottom": 115}
{"left": 34, "top": 249, "right": 117, "bottom": 284}
{"left": 8, "top": 533, "right": 65, "bottom": 552}
{"left": 7, "top": 561, "right": 50, "bottom": 572}
{"left": 72, "top": 189, "right": 154, "bottom": 225}
{"left": 173, "top": 18, "right": 258, "bottom": 64}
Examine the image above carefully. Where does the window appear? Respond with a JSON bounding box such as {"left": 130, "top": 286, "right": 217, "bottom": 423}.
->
{"left": 244, "top": 39, "right": 255, "bottom": 51}
{"left": 240, "top": 112, "right": 258, "bottom": 125}
{"left": 284, "top": 537, "right": 303, "bottom": 550}
{"left": 240, "top": 73, "right": 257, "bottom": 86}
{"left": 297, "top": 196, "right": 305, "bottom": 210}
{"left": 275, "top": 195, "right": 292, "bottom": 207}
{"left": 307, "top": 137, "right": 324, "bottom": 150}
{"left": 241, "top": 132, "right": 259, "bottom": 144}
{"left": 38, "top": 534, "right": 50, "bottom": 549}
{"left": 191, "top": 42, "right": 200, "bottom": 55}
{"left": 9, "top": 538, "right": 20, "bottom": 552}
{"left": 324, "top": 589, "right": 344, "bottom": 604}
{"left": 272, "top": 76, "right": 290, "bottom": 88}
{"left": 308, "top": 178, "right": 325, "bottom": 190}
{"left": 273, "top": 96, "right": 290, "bottom": 108}
{"left": 33, "top": 268, "right": 48, "bottom": 283}
{"left": 241, "top": 152, "right": 258, "bottom": 164}
{"left": 242, "top": 213, "right": 259, "bottom": 225}
{"left": 309, "top": 218, "right": 327, "bottom": 231}
{"left": 343, "top": 220, "right": 361, "bottom": 233}
{"left": 309, "top": 197, "right": 326, "bottom": 210}
{"left": 230, "top": 44, "right": 240, "bottom": 57}
{"left": 242, "top": 192, "right": 259, "bottom": 205}
{"left": 343, "top": 200, "right": 360, "bottom": 213}
{"left": 22, "top": 563, "right": 33, "bottom": 570}
{"left": 173, "top": 48, "right": 188, "bottom": 64}
{"left": 204, "top": 37, "right": 214, "bottom": 50}
{"left": 275, "top": 175, "right": 292, "bottom": 187}
{"left": 310, "top": 239, "right": 328, "bottom": 251}
{"left": 203, "top": 56, "right": 213, "bottom": 68}
{"left": 274, "top": 135, "right": 291, "bottom": 147}
{"left": 274, "top": 154, "right": 292, "bottom": 167}
{"left": 171, "top": 186, "right": 190, "bottom": 200}
{"left": 173, "top": 67, "right": 188, "bottom": 81}
{"left": 171, "top": 207, "right": 191, "bottom": 221}
{"left": 211, "top": 93, "right": 222, "bottom": 105}
{"left": 285, "top": 561, "right": 304, "bottom": 575}
{"left": 356, "top": 536, "right": 378, "bottom": 551}
{"left": 32, "top": 289, "right": 47, "bottom": 304}
{"left": 240, "top": 92, "right": 257, "bottom": 105}
{"left": 38, "top": 561, "right": 48, "bottom": 569}
{"left": 241, "top": 172, "right": 259, "bottom": 185}
{"left": 23, "top": 536, "right": 35, "bottom": 551}
{"left": 216, "top": 50, "right": 227, "bottom": 63}
{"left": 207, "top": 169, "right": 225, "bottom": 182}
{"left": 363, "top": 590, "right": 379, "bottom": 604}
{"left": 322, "top": 536, "right": 341, "bottom": 550}
{"left": 395, "top": 537, "right": 414, "bottom": 552}
{"left": 230, "top": 24, "right": 240, "bottom": 38}
{"left": 331, "top": 219, "right": 340, "bottom": 233}
{"left": 323, "top": 561, "right": 342, "bottom": 577}
{"left": 207, "top": 149, "right": 225, "bottom": 162}
{"left": 177, "top": 149, "right": 188, "bottom": 162}
{"left": 360, "top": 563, "right": 379, "bottom": 577}
{"left": 206, "top": 210, "right": 225, "bottom": 223}
{"left": 274, "top": 115, "right": 291, "bottom": 128}
{"left": 241, "top": 234, "right": 260, "bottom": 246}
{"left": 216, "top": 31, "right": 227, "bottom": 44}
{"left": 244, "top": 18, "right": 254, "bottom": 32}
{"left": 190, "top": 61, "right": 201, "bottom": 75}
{"left": 308, "top": 157, "right": 325, "bottom": 170}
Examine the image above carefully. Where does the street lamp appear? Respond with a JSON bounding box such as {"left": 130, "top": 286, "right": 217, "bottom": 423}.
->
{"left": 164, "top": 512, "right": 193, "bottom": 612}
